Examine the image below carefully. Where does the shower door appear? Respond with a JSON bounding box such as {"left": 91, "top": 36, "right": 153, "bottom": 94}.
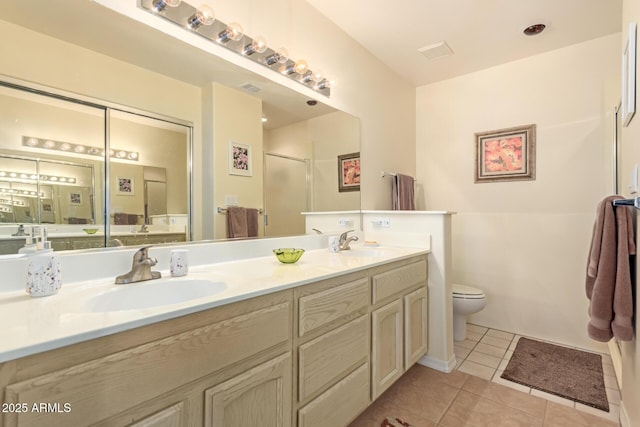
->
{"left": 263, "top": 153, "right": 309, "bottom": 237}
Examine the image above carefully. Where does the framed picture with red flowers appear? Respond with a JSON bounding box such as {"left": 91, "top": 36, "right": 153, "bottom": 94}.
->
{"left": 474, "top": 124, "right": 536, "bottom": 183}
{"left": 338, "top": 152, "right": 360, "bottom": 192}
{"left": 228, "top": 141, "right": 252, "bottom": 177}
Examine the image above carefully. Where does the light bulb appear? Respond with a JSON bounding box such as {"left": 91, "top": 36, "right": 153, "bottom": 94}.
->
{"left": 116, "top": 151, "right": 127, "bottom": 158}
{"left": 49, "top": 176, "right": 58, "bottom": 182}
{"left": 243, "top": 36, "right": 268, "bottom": 55}
{"left": 293, "top": 59, "right": 308, "bottom": 75}
{"left": 43, "top": 140, "right": 56, "bottom": 149}
{"left": 59, "top": 143, "right": 71, "bottom": 151}
{"left": 59, "top": 177, "right": 67, "bottom": 182}
{"left": 25, "top": 137, "right": 39, "bottom": 147}
{"left": 264, "top": 47, "right": 289, "bottom": 66}
{"left": 127, "top": 152, "right": 139, "bottom": 160}
{"left": 74, "top": 145, "right": 86, "bottom": 153}
{"left": 316, "top": 79, "right": 334, "bottom": 90}
{"left": 218, "top": 22, "right": 243, "bottom": 43}
{"left": 68, "top": 178, "right": 76, "bottom": 183}
{"left": 152, "top": 0, "right": 181, "bottom": 12}
{"left": 187, "top": 4, "right": 215, "bottom": 30}
{"left": 311, "top": 70, "right": 324, "bottom": 83}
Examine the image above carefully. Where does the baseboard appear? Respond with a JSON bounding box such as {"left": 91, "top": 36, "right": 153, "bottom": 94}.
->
{"left": 620, "top": 401, "right": 630, "bottom": 427}
{"left": 607, "top": 339, "right": 623, "bottom": 388}
{"left": 417, "top": 354, "right": 457, "bottom": 373}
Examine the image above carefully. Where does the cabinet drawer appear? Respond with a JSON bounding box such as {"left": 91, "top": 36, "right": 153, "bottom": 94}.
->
{"left": 298, "top": 315, "right": 368, "bottom": 401}
{"left": 298, "top": 363, "right": 369, "bottom": 427}
{"left": 298, "top": 278, "right": 369, "bottom": 337}
{"left": 4, "top": 301, "right": 291, "bottom": 427}
{"left": 372, "top": 260, "right": 427, "bottom": 305}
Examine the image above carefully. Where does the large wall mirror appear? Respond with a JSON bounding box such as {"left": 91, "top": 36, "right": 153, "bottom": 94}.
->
{"left": 0, "top": 0, "right": 360, "bottom": 254}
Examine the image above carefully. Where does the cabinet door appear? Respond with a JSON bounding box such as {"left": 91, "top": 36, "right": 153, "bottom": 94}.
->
{"left": 371, "top": 299, "right": 402, "bottom": 399}
{"left": 128, "top": 402, "right": 184, "bottom": 427}
{"left": 404, "top": 287, "right": 428, "bottom": 369}
{"left": 204, "top": 353, "right": 292, "bottom": 427}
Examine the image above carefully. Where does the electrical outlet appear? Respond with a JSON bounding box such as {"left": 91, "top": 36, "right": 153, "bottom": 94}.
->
{"left": 339, "top": 218, "right": 353, "bottom": 227}
{"left": 380, "top": 218, "right": 390, "bottom": 227}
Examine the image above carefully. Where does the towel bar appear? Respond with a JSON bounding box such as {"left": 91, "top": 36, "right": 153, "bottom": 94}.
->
{"left": 612, "top": 197, "right": 640, "bottom": 209}
{"left": 217, "top": 207, "right": 264, "bottom": 215}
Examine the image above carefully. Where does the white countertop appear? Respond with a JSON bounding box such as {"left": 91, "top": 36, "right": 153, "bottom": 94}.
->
{"left": 0, "top": 245, "right": 428, "bottom": 363}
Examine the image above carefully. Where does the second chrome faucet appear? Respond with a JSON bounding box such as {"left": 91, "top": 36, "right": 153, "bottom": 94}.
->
{"left": 338, "top": 230, "right": 359, "bottom": 250}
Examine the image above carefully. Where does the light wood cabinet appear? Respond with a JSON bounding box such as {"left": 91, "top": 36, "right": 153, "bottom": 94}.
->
{"left": 370, "top": 258, "right": 428, "bottom": 399}
{"left": 128, "top": 403, "right": 184, "bottom": 427}
{"left": 204, "top": 353, "right": 292, "bottom": 427}
{"left": 371, "top": 299, "right": 403, "bottom": 398}
{"left": 0, "top": 253, "right": 428, "bottom": 427}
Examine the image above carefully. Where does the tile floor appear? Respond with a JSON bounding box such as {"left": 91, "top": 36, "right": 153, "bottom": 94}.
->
{"left": 349, "top": 324, "right": 620, "bottom": 427}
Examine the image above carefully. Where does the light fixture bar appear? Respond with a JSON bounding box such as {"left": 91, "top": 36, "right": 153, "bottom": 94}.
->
{"left": 138, "top": 0, "right": 331, "bottom": 97}
{"left": 22, "top": 137, "right": 138, "bottom": 162}
{"left": 0, "top": 169, "right": 77, "bottom": 185}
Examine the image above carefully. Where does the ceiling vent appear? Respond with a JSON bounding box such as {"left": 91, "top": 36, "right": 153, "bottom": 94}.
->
{"left": 418, "top": 41, "right": 453, "bottom": 61}
{"left": 240, "top": 83, "right": 261, "bottom": 93}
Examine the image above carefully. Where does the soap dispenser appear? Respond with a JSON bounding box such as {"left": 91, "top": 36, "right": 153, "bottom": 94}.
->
{"left": 25, "top": 226, "right": 62, "bottom": 297}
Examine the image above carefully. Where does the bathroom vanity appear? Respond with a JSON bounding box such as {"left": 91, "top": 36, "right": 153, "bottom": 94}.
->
{"left": 0, "top": 247, "right": 428, "bottom": 427}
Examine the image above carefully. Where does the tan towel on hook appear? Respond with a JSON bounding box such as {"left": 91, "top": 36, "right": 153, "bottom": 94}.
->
{"left": 585, "top": 195, "right": 635, "bottom": 342}
{"left": 392, "top": 173, "right": 416, "bottom": 210}
{"left": 246, "top": 208, "right": 259, "bottom": 238}
{"left": 226, "top": 206, "right": 248, "bottom": 238}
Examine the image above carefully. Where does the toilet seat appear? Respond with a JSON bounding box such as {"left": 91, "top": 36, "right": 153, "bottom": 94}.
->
{"left": 452, "top": 284, "right": 485, "bottom": 299}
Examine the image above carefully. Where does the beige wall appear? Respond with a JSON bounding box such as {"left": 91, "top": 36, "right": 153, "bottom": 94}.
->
{"left": 620, "top": 2, "right": 640, "bottom": 426}
{"left": 416, "top": 35, "right": 620, "bottom": 354}
{"left": 205, "top": 83, "right": 264, "bottom": 240}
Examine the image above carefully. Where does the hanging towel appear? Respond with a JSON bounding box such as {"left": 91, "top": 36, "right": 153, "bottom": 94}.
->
{"left": 246, "top": 208, "right": 259, "bottom": 238}
{"left": 585, "top": 195, "right": 635, "bottom": 342}
{"left": 226, "top": 206, "right": 248, "bottom": 238}
{"left": 392, "top": 173, "right": 416, "bottom": 210}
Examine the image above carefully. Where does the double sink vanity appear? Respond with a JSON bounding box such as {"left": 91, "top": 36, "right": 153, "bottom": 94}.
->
{"left": 0, "top": 240, "right": 429, "bottom": 427}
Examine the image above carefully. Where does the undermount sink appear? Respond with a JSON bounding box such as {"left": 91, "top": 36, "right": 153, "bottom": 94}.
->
{"left": 83, "top": 278, "right": 227, "bottom": 312}
{"left": 339, "top": 248, "right": 386, "bottom": 258}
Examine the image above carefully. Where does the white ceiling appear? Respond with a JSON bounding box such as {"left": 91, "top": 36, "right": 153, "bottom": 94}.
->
{"left": 307, "top": 0, "right": 623, "bottom": 87}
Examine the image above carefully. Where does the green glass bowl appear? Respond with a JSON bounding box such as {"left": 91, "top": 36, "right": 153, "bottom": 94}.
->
{"left": 273, "top": 248, "right": 305, "bottom": 264}
{"left": 83, "top": 228, "right": 99, "bottom": 234}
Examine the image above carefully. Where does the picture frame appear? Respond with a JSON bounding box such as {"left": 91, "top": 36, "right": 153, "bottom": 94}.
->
{"left": 228, "top": 141, "right": 252, "bottom": 177}
{"left": 622, "top": 22, "right": 637, "bottom": 127}
{"left": 338, "top": 152, "right": 361, "bottom": 192}
{"left": 475, "top": 124, "right": 536, "bottom": 183}
{"left": 68, "top": 192, "right": 83, "bottom": 205}
{"left": 116, "top": 176, "right": 135, "bottom": 195}
{"left": 42, "top": 202, "right": 53, "bottom": 212}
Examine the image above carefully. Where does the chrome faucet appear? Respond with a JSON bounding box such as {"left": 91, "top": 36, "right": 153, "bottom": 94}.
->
{"left": 115, "top": 246, "right": 161, "bottom": 284}
{"left": 109, "top": 238, "right": 124, "bottom": 247}
{"left": 338, "top": 230, "right": 359, "bottom": 250}
{"left": 137, "top": 224, "right": 149, "bottom": 233}
{"left": 11, "top": 224, "right": 26, "bottom": 236}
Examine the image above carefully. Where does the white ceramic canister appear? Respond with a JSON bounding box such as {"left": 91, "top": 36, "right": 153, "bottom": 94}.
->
{"left": 170, "top": 249, "right": 189, "bottom": 277}
{"left": 26, "top": 253, "right": 62, "bottom": 297}
{"left": 328, "top": 236, "right": 340, "bottom": 253}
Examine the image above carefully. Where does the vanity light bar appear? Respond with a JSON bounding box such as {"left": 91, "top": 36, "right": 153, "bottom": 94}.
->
{"left": 0, "top": 206, "right": 12, "bottom": 213}
{"left": 0, "top": 170, "right": 76, "bottom": 184}
{"left": 0, "top": 188, "right": 45, "bottom": 198}
{"left": 22, "top": 137, "right": 139, "bottom": 162}
{"left": 0, "top": 198, "right": 25, "bottom": 206}
{"left": 138, "top": 0, "right": 332, "bottom": 97}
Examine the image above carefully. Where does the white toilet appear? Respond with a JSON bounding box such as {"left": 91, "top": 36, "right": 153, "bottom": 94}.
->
{"left": 452, "top": 284, "right": 487, "bottom": 341}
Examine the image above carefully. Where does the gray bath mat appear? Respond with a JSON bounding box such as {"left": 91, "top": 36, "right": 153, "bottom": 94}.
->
{"left": 501, "top": 337, "right": 609, "bottom": 412}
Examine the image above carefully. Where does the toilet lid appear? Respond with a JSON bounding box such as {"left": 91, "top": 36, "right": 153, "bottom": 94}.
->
{"left": 452, "top": 284, "right": 485, "bottom": 298}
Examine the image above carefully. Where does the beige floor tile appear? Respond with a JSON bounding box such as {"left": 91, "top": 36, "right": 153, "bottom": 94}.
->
{"left": 498, "top": 358, "right": 510, "bottom": 371}
{"left": 466, "top": 350, "right": 502, "bottom": 369}
{"left": 575, "top": 402, "right": 619, "bottom": 424}
{"left": 457, "top": 360, "right": 495, "bottom": 380}
{"left": 543, "top": 401, "right": 618, "bottom": 427}
{"left": 491, "top": 369, "right": 531, "bottom": 394}
{"left": 474, "top": 342, "right": 508, "bottom": 358}
{"left": 467, "top": 323, "right": 489, "bottom": 334}
{"left": 606, "top": 387, "right": 621, "bottom": 405}
{"left": 454, "top": 344, "right": 472, "bottom": 360}
{"left": 601, "top": 362, "right": 615, "bottom": 377}
{"left": 455, "top": 338, "right": 479, "bottom": 350}
{"left": 463, "top": 375, "right": 547, "bottom": 418}
{"left": 530, "top": 389, "right": 575, "bottom": 408}
{"left": 480, "top": 334, "right": 512, "bottom": 349}
{"left": 439, "top": 390, "right": 543, "bottom": 427}
{"left": 466, "top": 330, "right": 484, "bottom": 343}
{"left": 486, "top": 329, "right": 515, "bottom": 341}
{"left": 603, "top": 374, "right": 619, "bottom": 390}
